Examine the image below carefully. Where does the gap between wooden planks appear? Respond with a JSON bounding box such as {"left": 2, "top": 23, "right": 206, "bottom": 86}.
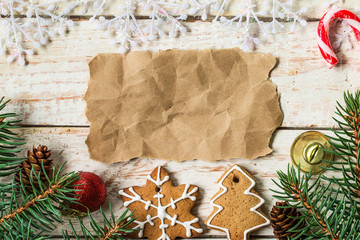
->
{"left": 18, "top": 127, "right": 339, "bottom": 237}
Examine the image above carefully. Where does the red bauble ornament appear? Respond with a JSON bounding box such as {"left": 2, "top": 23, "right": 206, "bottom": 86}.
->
{"left": 70, "top": 171, "right": 107, "bottom": 213}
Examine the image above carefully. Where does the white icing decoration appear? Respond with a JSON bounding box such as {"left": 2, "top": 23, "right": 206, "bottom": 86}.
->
{"left": 169, "top": 198, "right": 176, "bottom": 209}
{"left": 119, "top": 166, "right": 203, "bottom": 239}
{"left": 154, "top": 193, "right": 165, "bottom": 199}
{"left": 119, "top": 187, "right": 156, "bottom": 210}
{"left": 169, "top": 214, "right": 177, "bottom": 226}
{"left": 133, "top": 214, "right": 155, "bottom": 238}
{"left": 206, "top": 165, "right": 270, "bottom": 240}
{"left": 182, "top": 218, "right": 201, "bottom": 237}
{"left": 147, "top": 166, "right": 170, "bottom": 186}
{"left": 145, "top": 200, "right": 152, "bottom": 210}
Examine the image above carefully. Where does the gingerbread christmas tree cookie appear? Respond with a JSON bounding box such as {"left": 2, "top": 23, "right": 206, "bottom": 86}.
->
{"left": 205, "top": 165, "right": 270, "bottom": 240}
{"left": 119, "top": 166, "right": 203, "bottom": 240}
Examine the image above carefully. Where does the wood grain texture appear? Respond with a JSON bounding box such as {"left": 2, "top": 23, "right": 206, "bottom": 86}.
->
{"left": 18, "top": 127, "right": 334, "bottom": 237}
{"left": 1, "top": 20, "right": 360, "bottom": 128}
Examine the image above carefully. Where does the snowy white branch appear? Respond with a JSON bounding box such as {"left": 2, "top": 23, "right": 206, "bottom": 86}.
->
{"left": 214, "top": 0, "right": 307, "bottom": 51}
{"left": 0, "top": 0, "right": 81, "bottom": 65}
{"left": 88, "top": 0, "right": 190, "bottom": 54}
{"left": 1, "top": 0, "right": 346, "bottom": 65}
{"left": 189, "top": 0, "right": 220, "bottom": 20}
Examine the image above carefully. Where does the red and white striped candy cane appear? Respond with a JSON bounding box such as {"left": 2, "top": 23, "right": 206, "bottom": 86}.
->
{"left": 318, "top": 8, "right": 360, "bottom": 68}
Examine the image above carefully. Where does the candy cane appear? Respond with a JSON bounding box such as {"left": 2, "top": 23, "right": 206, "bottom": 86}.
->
{"left": 317, "top": 8, "right": 360, "bottom": 68}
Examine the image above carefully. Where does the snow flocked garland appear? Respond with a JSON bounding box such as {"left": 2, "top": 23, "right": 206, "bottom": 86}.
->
{"left": 0, "top": 0, "right": 357, "bottom": 65}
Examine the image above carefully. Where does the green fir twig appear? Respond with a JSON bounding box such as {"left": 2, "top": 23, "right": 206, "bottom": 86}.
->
{"left": 0, "top": 162, "right": 80, "bottom": 239}
{"left": 271, "top": 91, "right": 360, "bottom": 239}
{"left": 272, "top": 165, "right": 360, "bottom": 240}
{"left": 0, "top": 97, "right": 25, "bottom": 178}
{"left": 0, "top": 98, "right": 139, "bottom": 239}
{"left": 0, "top": 98, "right": 84, "bottom": 239}
{"left": 324, "top": 91, "right": 360, "bottom": 199}
{"left": 62, "top": 205, "right": 138, "bottom": 240}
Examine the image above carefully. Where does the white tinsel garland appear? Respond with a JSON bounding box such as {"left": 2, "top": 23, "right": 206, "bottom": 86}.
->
{"left": 0, "top": 0, "right": 357, "bottom": 65}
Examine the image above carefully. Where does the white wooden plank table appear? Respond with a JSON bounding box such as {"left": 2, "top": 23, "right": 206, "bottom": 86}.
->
{"left": 1, "top": 1, "right": 360, "bottom": 239}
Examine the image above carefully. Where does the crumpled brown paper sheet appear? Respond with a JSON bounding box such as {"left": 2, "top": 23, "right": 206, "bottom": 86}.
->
{"left": 85, "top": 48, "right": 283, "bottom": 163}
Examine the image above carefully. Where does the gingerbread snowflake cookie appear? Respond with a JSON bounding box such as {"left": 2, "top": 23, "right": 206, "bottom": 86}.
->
{"left": 205, "top": 165, "right": 270, "bottom": 240}
{"left": 119, "top": 166, "right": 203, "bottom": 240}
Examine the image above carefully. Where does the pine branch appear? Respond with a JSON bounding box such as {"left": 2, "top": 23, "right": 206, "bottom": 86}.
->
{"left": 0, "top": 98, "right": 94, "bottom": 239}
{"left": 272, "top": 165, "right": 360, "bottom": 239}
{"left": 272, "top": 91, "right": 360, "bottom": 239}
{"left": 0, "top": 97, "right": 25, "bottom": 178}
{"left": 325, "top": 91, "right": 360, "bottom": 198}
{"left": 62, "top": 204, "right": 138, "bottom": 240}
{"left": 0, "top": 162, "right": 80, "bottom": 239}
{"left": 0, "top": 221, "right": 48, "bottom": 240}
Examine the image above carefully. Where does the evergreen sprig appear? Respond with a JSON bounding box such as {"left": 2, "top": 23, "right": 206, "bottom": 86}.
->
{"left": 272, "top": 165, "right": 360, "bottom": 240}
{"left": 0, "top": 97, "right": 25, "bottom": 178}
{"left": 0, "top": 98, "right": 83, "bottom": 239}
{"left": 0, "top": 98, "right": 139, "bottom": 239}
{"left": 323, "top": 91, "right": 360, "bottom": 199}
{"left": 62, "top": 205, "right": 138, "bottom": 240}
{"left": 272, "top": 91, "right": 360, "bottom": 239}
{"left": 0, "top": 162, "right": 80, "bottom": 239}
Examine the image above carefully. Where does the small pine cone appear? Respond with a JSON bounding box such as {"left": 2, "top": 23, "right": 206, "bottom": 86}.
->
{"left": 270, "top": 201, "right": 304, "bottom": 240}
{"left": 15, "top": 145, "right": 53, "bottom": 192}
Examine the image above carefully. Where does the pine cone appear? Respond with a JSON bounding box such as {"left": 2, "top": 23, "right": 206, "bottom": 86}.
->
{"left": 270, "top": 201, "right": 304, "bottom": 240}
{"left": 15, "top": 145, "right": 53, "bottom": 192}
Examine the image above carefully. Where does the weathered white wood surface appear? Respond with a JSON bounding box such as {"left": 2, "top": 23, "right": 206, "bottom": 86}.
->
{"left": 1, "top": 0, "right": 360, "bottom": 239}
{"left": 1, "top": 20, "right": 360, "bottom": 128}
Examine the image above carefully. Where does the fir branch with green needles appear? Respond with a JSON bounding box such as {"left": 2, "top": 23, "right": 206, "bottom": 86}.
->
{"left": 0, "top": 98, "right": 82, "bottom": 239}
{"left": 271, "top": 91, "right": 360, "bottom": 239}
{"left": 62, "top": 205, "right": 138, "bottom": 240}
{"left": 272, "top": 165, "right": 360, "bottom": 240}
{"left": 0, "top": 97, "right": 25, "bottom": 178}
{"left": 0, "top": 163, "right": 80, "bottom": 239}
{"left": 0, "top": 98, "right": 139, "bottom": 239}
{"left": 323, "top": 91, "right": 360, "bottom": 199}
